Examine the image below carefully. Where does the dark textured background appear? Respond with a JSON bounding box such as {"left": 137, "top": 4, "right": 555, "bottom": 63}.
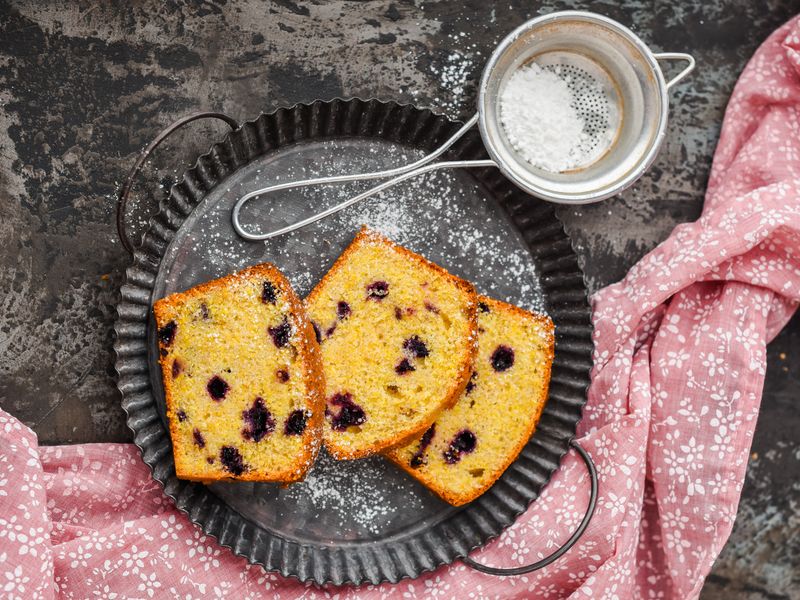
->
{"left": 0, "top": 0, "right": 798, "bottom": 596}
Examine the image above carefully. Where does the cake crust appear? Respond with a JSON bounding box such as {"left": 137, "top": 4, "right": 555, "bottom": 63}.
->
{"left": 154, "top": 263, "right": 325, "bottom": 484}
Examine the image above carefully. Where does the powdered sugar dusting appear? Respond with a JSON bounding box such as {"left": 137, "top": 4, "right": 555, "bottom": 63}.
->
{"left": 282, "top": 451, "right": 409, "bottom": 535}
{"left": 410, "top": 33, "right": 482, "bottom": 117}
{"left": 338, "top": 159, "right": 545, "bottom": 313}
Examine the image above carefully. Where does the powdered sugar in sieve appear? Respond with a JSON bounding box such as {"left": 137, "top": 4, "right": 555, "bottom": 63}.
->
{"left": 499, "top": 51, "right": 621, "bottom": 173}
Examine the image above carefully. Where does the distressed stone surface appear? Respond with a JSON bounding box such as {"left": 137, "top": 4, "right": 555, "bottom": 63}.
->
{"left": 0, "top": 0, "right": 797, "bottom": 595}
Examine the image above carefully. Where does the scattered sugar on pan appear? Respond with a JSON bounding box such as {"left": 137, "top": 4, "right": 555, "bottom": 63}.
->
{"left": 282, "top": 451, "right": 417, "bottom": 535}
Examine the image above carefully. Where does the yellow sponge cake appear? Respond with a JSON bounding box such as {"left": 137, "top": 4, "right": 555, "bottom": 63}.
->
{"left": 153, "top": 263, "right": 324, "bottom": 483}
{"left": 305, "top": 227, "right": 479, "bottom": 459}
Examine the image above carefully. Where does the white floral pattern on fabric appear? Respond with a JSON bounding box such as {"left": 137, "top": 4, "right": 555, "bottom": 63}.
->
{"left": 2, "top": 15, "right": 800, "bottom": 600}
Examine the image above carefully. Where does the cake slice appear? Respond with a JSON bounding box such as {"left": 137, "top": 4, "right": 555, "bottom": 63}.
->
{"left": 305, "top": 227, "right": 479, "bottom": 460}
{"left": 153, "top": 263, "right": 324, "bottom": 483}
{"left": 385, "top": 296, "right": 554, "bottom": 506}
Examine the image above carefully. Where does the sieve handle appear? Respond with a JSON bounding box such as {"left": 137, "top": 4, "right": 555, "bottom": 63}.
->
{"left": 654, "top": 52, "right": 696, "bottom": 91}
{"left": 231, "top": 113, "right": 496, "bottom": 241}
{"left": 461, "top": 439, "right": 598, "bottom": 576}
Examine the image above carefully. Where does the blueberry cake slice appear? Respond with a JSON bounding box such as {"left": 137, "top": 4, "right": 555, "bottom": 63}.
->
{"left": 153, "top": 263, "right": 324, "bottom": 483}
{"left": 305, "top": 227, "right": 479, "bottom": 460}
{"left": 386, "top": 296, "right": 554, "bottom": 506}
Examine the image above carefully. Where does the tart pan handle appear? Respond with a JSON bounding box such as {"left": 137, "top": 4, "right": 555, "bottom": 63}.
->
{"left": 116, "top": 111, "right": 239, "bottom": 255}
{"left": 462, "top": 439, "right": 598, "bottom": 576}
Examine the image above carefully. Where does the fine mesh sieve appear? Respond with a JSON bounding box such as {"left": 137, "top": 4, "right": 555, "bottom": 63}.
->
{"left": 478, "top": 11, "right": 694, "bottom": 204}
{"left": 232, "top": 10, "right": 694, "bottom": 240}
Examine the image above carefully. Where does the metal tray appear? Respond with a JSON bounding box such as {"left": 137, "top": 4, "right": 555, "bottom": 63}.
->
{"left": 113, "top": 99, "right": 593, "bottom": 586}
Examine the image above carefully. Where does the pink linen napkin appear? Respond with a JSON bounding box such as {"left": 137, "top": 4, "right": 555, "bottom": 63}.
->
{"left": 2, "top": 15, "right": 800, "bottom": 600}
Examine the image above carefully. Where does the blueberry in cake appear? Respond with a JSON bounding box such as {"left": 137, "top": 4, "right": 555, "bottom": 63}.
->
{"left": 385, "top": 296, "right": 554, "bottom": 506}
{"left": 305, "top": 226, "right": 479, "bottom": 460}
{"left": 153, "top": 263, "right": 325, "bottom": 483}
